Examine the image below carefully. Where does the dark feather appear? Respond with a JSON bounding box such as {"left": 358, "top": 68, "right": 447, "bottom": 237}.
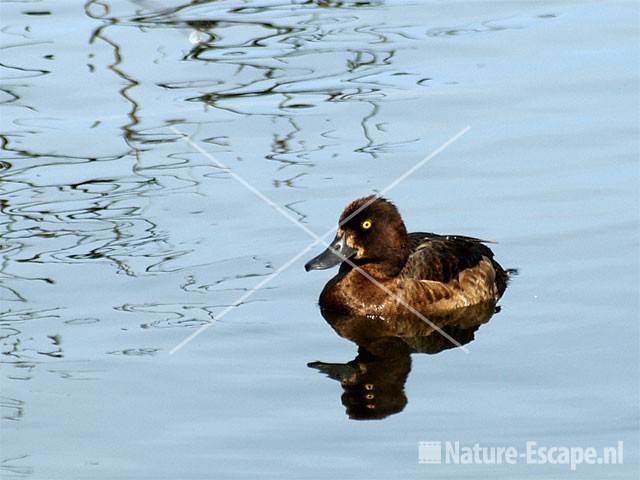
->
{"left": 402, "top": 232, "right": 507, "bottom": 294}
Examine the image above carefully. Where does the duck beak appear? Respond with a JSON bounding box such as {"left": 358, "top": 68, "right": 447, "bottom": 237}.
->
{"left": 304, "top": 233, "right": 356, "bottom": 271}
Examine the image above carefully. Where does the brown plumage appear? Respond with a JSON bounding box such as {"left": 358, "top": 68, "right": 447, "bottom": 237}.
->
{"left": 304, "top": 196, "right": 510, "bottom": 317}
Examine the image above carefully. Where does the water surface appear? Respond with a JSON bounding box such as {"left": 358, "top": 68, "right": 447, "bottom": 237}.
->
{"left": 1, "top": 0, "right": 638, "bottom": 478}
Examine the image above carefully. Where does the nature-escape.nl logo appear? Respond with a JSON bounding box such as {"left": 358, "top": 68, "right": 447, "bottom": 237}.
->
{"left": 418, "top": 440, "right": 624, "bottom": 471}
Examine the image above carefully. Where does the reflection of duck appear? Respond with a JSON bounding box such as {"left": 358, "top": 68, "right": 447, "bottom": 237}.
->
{"left": 305, "top": 196, "right": 510, "bottom": 316}
{"left": 309, "top": 301, "right": 499, "bottom": 420}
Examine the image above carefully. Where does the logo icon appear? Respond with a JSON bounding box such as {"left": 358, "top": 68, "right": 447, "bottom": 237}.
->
{"left": 419, "top": 441, "right": 442, "bottom": 464}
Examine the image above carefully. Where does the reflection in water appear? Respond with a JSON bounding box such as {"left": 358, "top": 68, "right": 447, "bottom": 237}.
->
{"left": 309, "top": 301, "right": 499, "bottom": 420}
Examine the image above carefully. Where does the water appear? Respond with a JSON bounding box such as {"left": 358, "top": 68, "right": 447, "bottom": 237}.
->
{"left": 1, "top": 0, "right": 638, "bottom": 478}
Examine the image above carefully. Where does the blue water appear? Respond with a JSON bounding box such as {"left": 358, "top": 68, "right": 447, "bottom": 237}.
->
{"left": 1, "top": 1, "right": 638, "bottom": 478}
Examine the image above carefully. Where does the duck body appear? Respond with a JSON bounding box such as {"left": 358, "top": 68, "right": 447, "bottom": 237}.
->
{"left": 305, "top": 196, "right": 508, "bottom": 317}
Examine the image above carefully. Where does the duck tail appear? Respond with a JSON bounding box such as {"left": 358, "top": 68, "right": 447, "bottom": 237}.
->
{"left": 494, "top": 265, "right": 518, "bottom": 297}
{"left": 505, "top": 268, "right": 519, "bottom": 278}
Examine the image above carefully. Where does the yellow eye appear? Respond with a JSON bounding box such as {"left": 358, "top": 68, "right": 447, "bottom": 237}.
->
{"left": 361, "top": 219, "right": 372, "bottom": 230}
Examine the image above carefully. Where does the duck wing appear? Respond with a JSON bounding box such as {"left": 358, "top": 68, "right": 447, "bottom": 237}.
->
{"left": 402, "top": 232, "right": 504, "bottom": 288}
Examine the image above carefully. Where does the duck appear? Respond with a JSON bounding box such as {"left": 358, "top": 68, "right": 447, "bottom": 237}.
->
{"left": 304, "top": 196, "right": 509, "bottom": 317}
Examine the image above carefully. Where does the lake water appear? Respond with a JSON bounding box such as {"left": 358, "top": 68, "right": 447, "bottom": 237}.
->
{"left": 1, "top": 0, "right": 638, "bottom": 478}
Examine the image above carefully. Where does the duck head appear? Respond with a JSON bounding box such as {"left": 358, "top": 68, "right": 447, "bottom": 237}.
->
{"left": 304, "top": 196, "right": 410, "bottom": 278}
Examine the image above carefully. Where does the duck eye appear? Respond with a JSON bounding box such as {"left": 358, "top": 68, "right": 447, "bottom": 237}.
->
{"left": 361, "top": 219, "right": 372, "bottom": 230}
